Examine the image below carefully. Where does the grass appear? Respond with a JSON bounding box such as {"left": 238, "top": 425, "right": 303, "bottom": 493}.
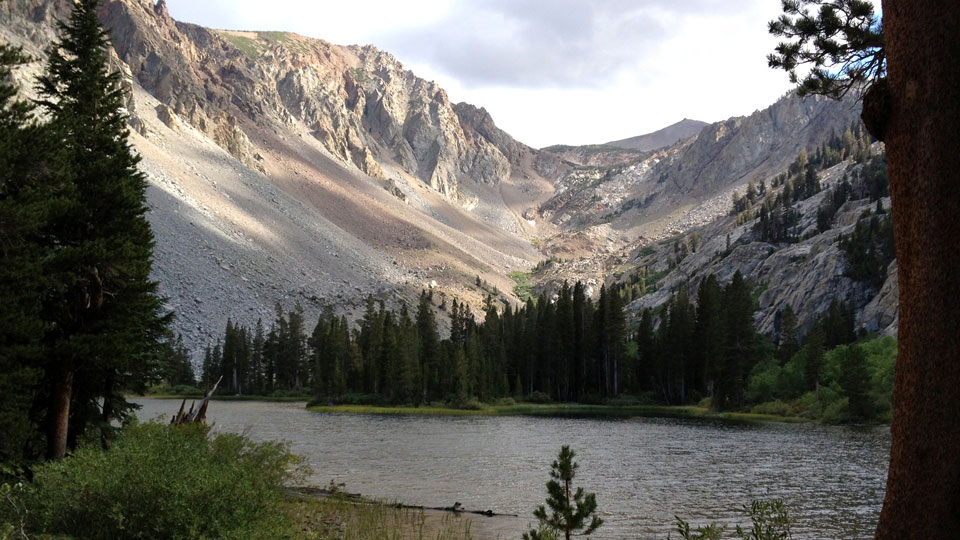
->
{"left": 285, "top": 496, "right": 474, "bottom": 540}
{"left": 507, "top": 270, "right": 534, "bottom": 302}
{"left": 220, "top": 33, "right": 266, "bottom": 59}
{"left": 306, "top": 402, "right": 806, "bottom": 424}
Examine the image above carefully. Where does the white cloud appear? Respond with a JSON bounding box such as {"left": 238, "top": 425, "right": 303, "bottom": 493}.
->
{"left": 161, "top": 0, "right": 808, "bottom": 147}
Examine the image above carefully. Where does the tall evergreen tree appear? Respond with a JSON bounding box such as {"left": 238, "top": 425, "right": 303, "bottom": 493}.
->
{"left": 804, "top": 324, "right": 826, "bottom": 394}
{"left": 416, "top": 292, "right": 440, "bottom": 402}
{"left": 693, "top": 275, "right": 723, "bottom": 398}
{"left": 0, "top": 44, "right": 56, "bottom": 464}
{"left": 776, "top": 304, "right": 799, "bottom": 365}
{"left": 714, "top": 271, "right": 755, "bottom": 410}
{"left": 34, "top": 0, "right": 168, "bottom": 458}
{"left": 839, "top": 344, "right": 872, "bottom": 420}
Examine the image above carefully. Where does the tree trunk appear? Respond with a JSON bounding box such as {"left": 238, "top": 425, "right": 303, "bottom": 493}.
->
{"left": 46, "top": 367, "right": 73, "bottom": 460}
{"left": 876, "top": 2, "right": 960, "bottom": 538}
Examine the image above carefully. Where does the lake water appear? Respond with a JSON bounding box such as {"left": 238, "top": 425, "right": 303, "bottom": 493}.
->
{"left": 133, "top": 399, "right": 889, "bottom": 539}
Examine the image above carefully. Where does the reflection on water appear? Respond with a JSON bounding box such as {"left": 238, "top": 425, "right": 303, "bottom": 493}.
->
{"left": 134, "top": 399, "right": 889, "bottom": 539}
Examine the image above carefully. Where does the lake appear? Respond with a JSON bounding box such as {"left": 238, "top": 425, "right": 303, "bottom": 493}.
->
{"left": 133, "top": 399, "right": 889, "bottom": 539}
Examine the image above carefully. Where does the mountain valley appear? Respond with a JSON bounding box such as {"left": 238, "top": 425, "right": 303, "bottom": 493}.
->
{"left": 0, "top": 0, "right": 896, "bottom": 360}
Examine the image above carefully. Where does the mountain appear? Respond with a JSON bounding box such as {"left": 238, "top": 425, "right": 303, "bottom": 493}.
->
{"left": 0, "top": 0, "right": 895, "bottom": 360}
{"left": 538, "top": 92, "right": 863, "bottom": 244}
{"left": 624, "top": 151, "right": 898, "bottom": 338}
{"left": 603, "top": 118, "right": 708, "bottom": 152}
{"left": 1, "top": 0, "right": 564, "bottom": 355}
{"left": 539, "top": 119, "right": 707, "bottom": 169}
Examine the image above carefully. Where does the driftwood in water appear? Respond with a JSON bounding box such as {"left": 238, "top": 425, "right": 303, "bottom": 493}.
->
{"left": 171, "top": 376, "right": 222, "bottom": 425}
{"left": 288, "top": 486, "right": 518, "bottom": 517}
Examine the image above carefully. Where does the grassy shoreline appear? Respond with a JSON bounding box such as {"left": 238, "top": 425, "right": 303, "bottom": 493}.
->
{"left": 134, "top": 394, "right": 813, "bottom": 424}
{"left": 135, "top": 393, "right": 310, "bottom": 402}
{"left": 305, "top": 402, "right": 809, "bottom": 424}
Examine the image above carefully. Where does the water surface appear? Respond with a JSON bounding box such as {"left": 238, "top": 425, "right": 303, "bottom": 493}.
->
{"left": 134, "top": 399, "right": 889, "bottom": 539}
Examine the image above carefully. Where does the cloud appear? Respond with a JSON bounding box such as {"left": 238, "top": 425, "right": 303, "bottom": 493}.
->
{"left": 159, "top": 0, "right": 819, "bottom": 146}
{"left": 378, "top": 0, "right": 744, "bottom": 89}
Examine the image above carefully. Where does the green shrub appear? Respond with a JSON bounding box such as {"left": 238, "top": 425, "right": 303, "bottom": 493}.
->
{"left": 495, "top": 397, "right": 517, "bottom": 406}
{"left": 604, "top": 394, "right": 653, "bottom": 406}
{"left": 822, "top": 397, "right": 851, "bottom": 424}
{"left": 525, "top": 391, "right": 553, "bottom": 404}
{"left": 749, "top": 400, "right": 794, "bottom": 417}
{"left": 746, "top": 357, "right": 780, "bottom": 403}
{"left": 269, "top": 388, "right": 309, "bottom": 399}
{"left": 338, "top": 393, "right": 386, "bottom": 405}
{"left": 173, "top": 384, "right": 203, "bottom": 395}
{"left": 27, "top": 422, "right": 306, "bottom": 540}
{"left": 673, "top": 499, "right": 792, "bottom": 540}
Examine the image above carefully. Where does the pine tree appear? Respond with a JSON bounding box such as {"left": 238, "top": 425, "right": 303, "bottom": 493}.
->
{"left": 715, "top": 271, "right": 755, "bottom": 410}
{"left": 416, "top": 292, "right": 440, "bottom": 402}
{"left": 776, "top": 304, "right": 799, "bottom": 365}
{"left": 0, "top": 44, "right": 54, "bottom": 464}
{"left": 523, "top": 446, "right": 603, "bottom": 540}
{"left": 804, "top": 325, "right": 826, "bottom": 395}
{"left": 34, "top": 0, "right": 168, "bottom": 458}
{"left": 839, "top": 344, "right": 872, "bottom": 420}
{"left": 694, "top": 275, "right": 723, "bottom": 398}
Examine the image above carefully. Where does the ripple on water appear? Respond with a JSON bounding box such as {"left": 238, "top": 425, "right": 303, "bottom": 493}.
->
{"left": 134, "top": 399, "right": 889, "bottom": 540}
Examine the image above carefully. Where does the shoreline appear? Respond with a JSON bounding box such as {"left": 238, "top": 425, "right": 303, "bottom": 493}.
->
{"left": 304, "top": 402, "right": 810, "bottom": 424}
{"left": 134, "top": 395, "right": 833, "bottom": 424}
{"left": 135, "top": 393, "right": 310, "bottom": 402}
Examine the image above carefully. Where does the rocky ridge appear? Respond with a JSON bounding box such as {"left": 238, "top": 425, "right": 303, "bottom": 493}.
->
{"left": 540, "top": 92, "right": 863, "bottom": 240}
{"left": 603, "top": 118, "right": 708, "bottom": 152}
{"left": 623, "top": 152, "right": 898, "bottom": 338}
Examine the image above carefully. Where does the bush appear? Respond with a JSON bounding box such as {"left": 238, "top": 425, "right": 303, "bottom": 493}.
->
{"left": 173, "top": 384, "right": 203, "bottom": 395}
{"left": 750, "top": 400, "right": 795, "bottom": 417}
{"left": 674, "top": 499, "right": 792, "bottom": 540}
{"left": 269, "top": 388, "right": 310, "bottom": 399}
{"left": 524, "top": 391, "right": 553, "bottom": 404}
{"left": 578, "top": 393, "right": 604, "bottom": 405}
{"left": 822, "top": 397, "right": 852, "bottom": 424}
{"left": 495, "top": 397, "right": 517, "bottom": 406}
{"left": 26, "top": 422, "right": 306, "bottom": 540}
{"left": 338, "top": 393, "right": 386, "bottom": 405}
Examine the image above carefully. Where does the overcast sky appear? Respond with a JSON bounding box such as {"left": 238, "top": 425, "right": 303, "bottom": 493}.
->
{"left": 160, "top": 0, "right": 816, "bottom": 148}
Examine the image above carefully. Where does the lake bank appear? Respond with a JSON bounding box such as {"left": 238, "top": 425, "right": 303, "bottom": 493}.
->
{"left": 305, "top": 402, "right": 809, "bottom": 424}
{"left": 137, "top": 393, "right": 311, "bottom": 402}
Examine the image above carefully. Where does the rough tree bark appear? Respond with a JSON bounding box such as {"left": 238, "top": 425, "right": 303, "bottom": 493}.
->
{"left": 46, "top": 367, "right": 73, "bottom": 460}
{"left": 875, "top": 1, "right": 960, "bottom": 538}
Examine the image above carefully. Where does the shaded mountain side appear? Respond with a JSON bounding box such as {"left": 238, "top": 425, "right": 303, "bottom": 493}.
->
{"left": 521, "top": 141, "right": 897, "bottom": 343}
{"left": 604, "top": 118, "right": 708, "bottom": 151}
{"left": 619, "top": 151, "right": 897, "bottom": 340}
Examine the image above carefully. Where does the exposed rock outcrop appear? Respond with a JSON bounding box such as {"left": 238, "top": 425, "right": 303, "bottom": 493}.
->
{"left": 624, "top": 156, "right": 898, "bottom": 338}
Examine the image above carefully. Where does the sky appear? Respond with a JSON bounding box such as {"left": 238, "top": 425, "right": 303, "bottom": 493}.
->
{"left": 159, "top": 0, "right": 817, "bottom": 148}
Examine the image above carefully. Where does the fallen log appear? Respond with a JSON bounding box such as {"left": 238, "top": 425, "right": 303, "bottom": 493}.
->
{"left": 288, "top": 486, "right": 518, "bottom": 517}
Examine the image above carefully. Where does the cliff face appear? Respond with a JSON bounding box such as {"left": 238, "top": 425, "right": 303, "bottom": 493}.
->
{"left": 94, "top": 0, "right": 556, "bottom": 207}
{"left": 623, "top": 153, "right": 898, "bottom": 339}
